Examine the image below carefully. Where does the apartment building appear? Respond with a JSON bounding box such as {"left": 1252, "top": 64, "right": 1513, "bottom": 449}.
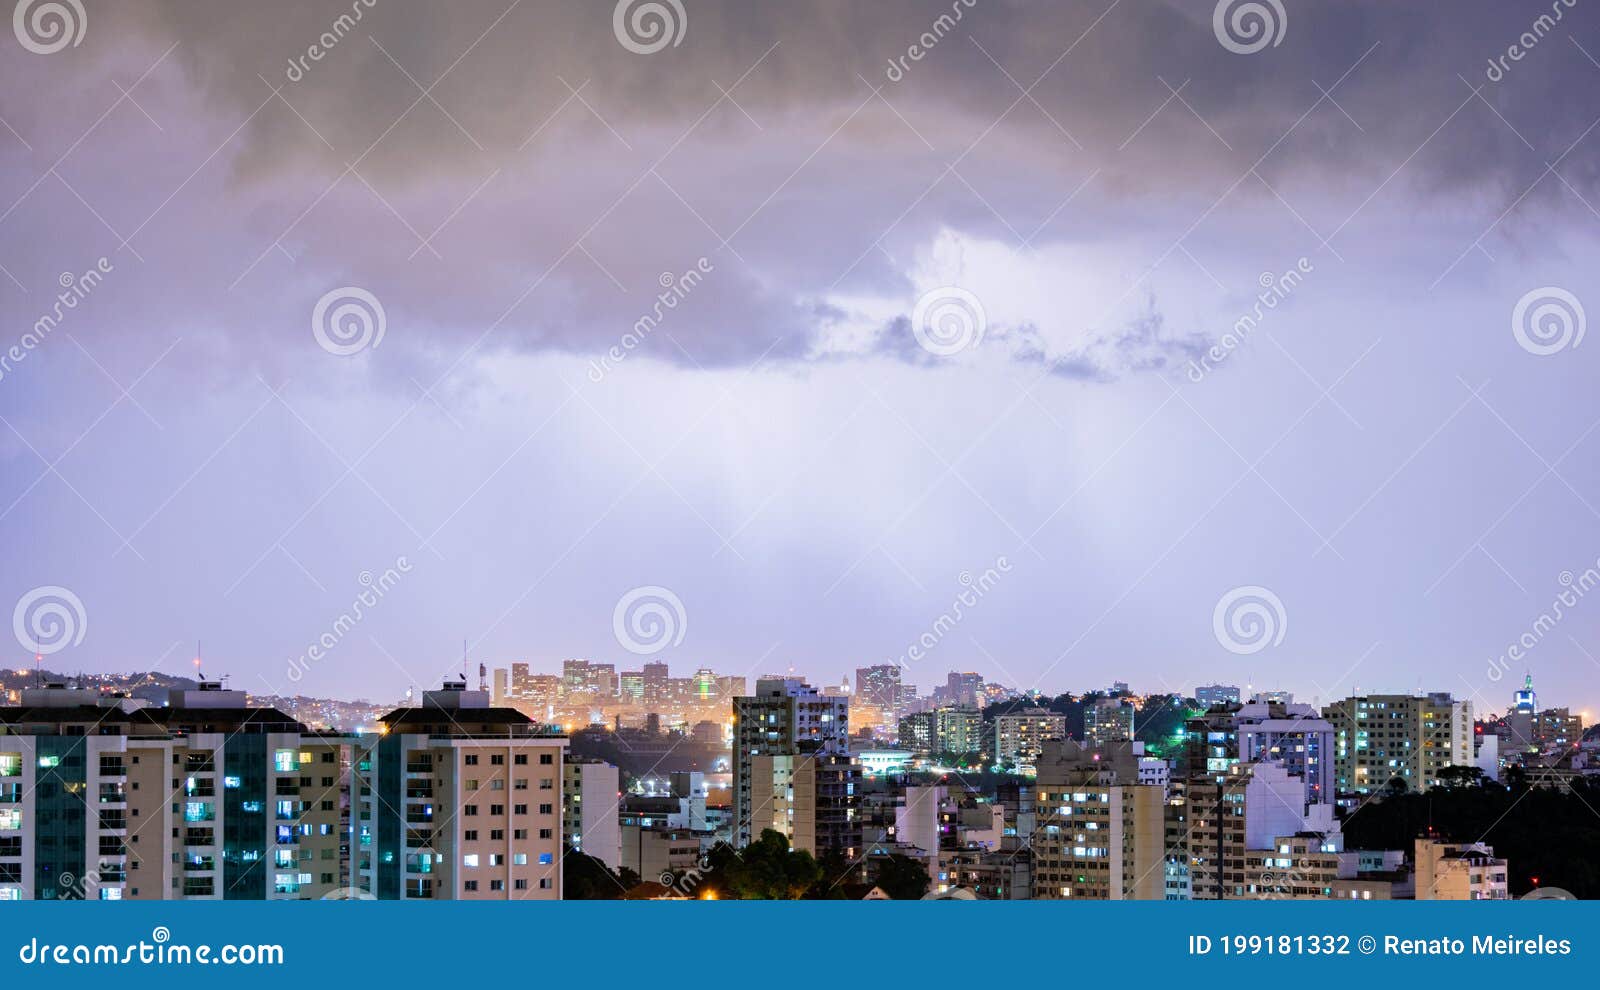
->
{"left": 731, "top": 679, "right": 849, "bottom": 847}
{"left": 1032, "top": 740, "right": 1165, "bottom": 900}
{"left": 0, "top": 681, "right": 354, "bottom": 901}
{"left": 1323, "top": 693, "right": 1472, "bottom": 795}
{"left": 747, "top": 753, "right": 862, "bottom": 861}
{"left": 1415, "top": 838, "right": 1509, "bottom": 900}
{"left": 994, "top": 708, "right": 1067, "bottom": 773}
{"left": 355, "top": 680, "right": 567, "bottom": 899}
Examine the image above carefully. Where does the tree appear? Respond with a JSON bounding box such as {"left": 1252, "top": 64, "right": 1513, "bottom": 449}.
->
{"left": 1437, "top": 765, "right": 1486, "bottom": 788}
{"left": 719, "top": 830, "right": 823, "bottom": 899}
{"left": 873, "top": 854, "right": 931, "bottom": 900}
{"left": 563, "top": 850, "right": 636, "bottom": 899}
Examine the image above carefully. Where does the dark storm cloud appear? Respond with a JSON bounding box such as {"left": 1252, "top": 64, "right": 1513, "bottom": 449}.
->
{"left": 2, "top": 0, "right": 1596, "bottom": 377}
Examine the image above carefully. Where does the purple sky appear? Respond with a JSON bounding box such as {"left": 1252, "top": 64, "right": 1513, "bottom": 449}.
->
{"left": 2, "top": 0, "right": 1598, "bottom": 717}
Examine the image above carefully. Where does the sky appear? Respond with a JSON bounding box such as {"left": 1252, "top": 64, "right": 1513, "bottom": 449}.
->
{"left": 1, "top": 0, "right": 1598, "bottom": 716}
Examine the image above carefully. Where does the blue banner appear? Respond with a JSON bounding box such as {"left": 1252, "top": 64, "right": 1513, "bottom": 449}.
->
{"left": 1, "top": 901, "right": 1588, "bottom": 985}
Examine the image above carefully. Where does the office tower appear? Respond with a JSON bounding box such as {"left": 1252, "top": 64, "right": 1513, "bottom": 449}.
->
{"left": 731, "top": 678, "right": 849, "bottom": 847}
{"left": 1323, "top": 693, "right": 1472, "bottom": 794}
{"left": 356, "top": 680, "right": 567, "bottom": 900}
{"left": 1032, "top": 740, "right": 1165, "bottom": 900}
{"left": 1083, "top": 697, "right": 1135, "bottom": 747}
{"left": 562, "top": 659, "right": 591, "bottom": 696}
{"left": 563, "top": 759, "right": 621, "bottom": 872}
{"left": 619, "top": 672, "right": 645, "bottom": 705}
{"left": 1415, "top": 838, "right": 1509, "bottom": 900}
{"left": 748, "top": 754, "right": 862, "bottom": 861}
{"left": 1195, "top": 684, "right": 1242, "bottom": 710}
{"left": 1232, "top": 700, "right": 1335, "bottom": 805}
{"left": 0, "top": 680, "right": 354, "bottom": 901}
{"left": 993, "top": 709, "right": 1067, "bottom": 772}
{"left": 510, "top": 662, "right": 533, "bottom": 697}
{"left": 587, "top": 663, "right": 617, "bottom": 698}
{"left": 692, "top": 668, "right": 716, "bottom": 702}
{"left": 714, "top": 675, "right": 747, "bottom": 705}
{"left": 936, "top": 672, "right": 984, "bottom": 709}
{"left": 642, "top": 662, "right": 670, "bottom": 706}
{"left": 855, "top": 665, "right": 903, "bottom": 713}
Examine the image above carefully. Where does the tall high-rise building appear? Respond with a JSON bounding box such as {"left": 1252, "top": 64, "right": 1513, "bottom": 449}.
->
{"left": 855, "top": 665, "right": 903, "bottom": 713}
{"left": 731, "top": 679, "right": 849, "bottom": 847}
{"left": 356, "top": 680, "right": 567, "bottom": 899}
{"left": 0, "top": 681, "right": 354, "bottom": 901}
{"left": 1032, "top": 740, "right": 1166, "bottom": 900}
{"left": 1323, "top": 693, "right": 1472, "bottom": 795}
{"left": 642, "top": 662, "right": 670, "bottom": 706}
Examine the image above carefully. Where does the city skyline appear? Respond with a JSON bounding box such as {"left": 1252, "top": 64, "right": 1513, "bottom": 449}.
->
{"left": 3, "top": 1, "right": 1600, "bottom": 723}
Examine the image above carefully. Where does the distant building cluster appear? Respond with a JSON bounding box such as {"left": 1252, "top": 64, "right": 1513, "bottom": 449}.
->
{"left": 0, "top": 663, "right": 1592, "bottom": 900}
